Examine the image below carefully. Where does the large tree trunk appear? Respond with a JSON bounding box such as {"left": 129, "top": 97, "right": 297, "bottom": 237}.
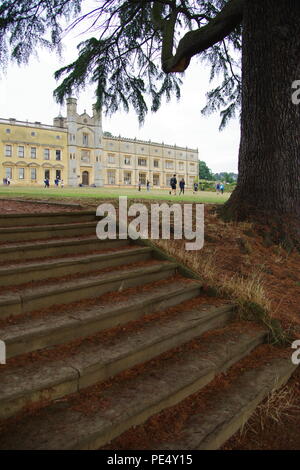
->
{"left": 223, "top": 0, "right": 300, "bottom": 239}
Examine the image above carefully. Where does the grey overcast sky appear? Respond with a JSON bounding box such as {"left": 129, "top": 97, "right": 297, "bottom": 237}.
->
{"left": 0, "top": 2, "right": 240, "bottom": 174}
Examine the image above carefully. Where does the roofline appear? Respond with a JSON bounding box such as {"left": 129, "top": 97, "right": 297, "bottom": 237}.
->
{"left": 0, "top": 117, "right": 67, "bottom": 133}
{"left": 102, "top": 134, "right": 198, "bottom": 153}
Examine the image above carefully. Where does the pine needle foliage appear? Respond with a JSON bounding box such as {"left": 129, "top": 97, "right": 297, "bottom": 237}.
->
{"left": 0, "top": 0, "right": 242, "bottom": 126}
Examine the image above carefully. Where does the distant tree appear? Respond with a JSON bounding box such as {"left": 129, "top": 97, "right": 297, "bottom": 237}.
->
{"left": 224, "top": 173, "right": 234, "bottom": 183}
{"left": 103, "top": 131, "right": 113, "bottom": 137}
{"left": 199, "top": 160, "right": 214, "bottom": 181}
{"left": 1, "top": 0, "right": 299, "bottom": 245}
{"left": 216, "top": 172, "right": 234, "bottom": 183}
{"left": 214, "top": 172, "right": 237, "bottom": 182}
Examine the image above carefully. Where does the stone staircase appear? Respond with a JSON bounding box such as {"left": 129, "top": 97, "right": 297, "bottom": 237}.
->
{"left": 0, "top": 211, "right": 297, "bottom": 450}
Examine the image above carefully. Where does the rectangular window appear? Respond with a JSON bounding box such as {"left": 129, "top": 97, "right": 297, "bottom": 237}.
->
{"left": 44, "top": 149, "right": 50, "bottom": 160}
{"left": 107, "top": 171, "right": 116, "bottom": 185}
{"left": 179, "top": 162, "right": 184, "bottom": 171}
{"left": 138, "top": 158, "right": 147, "bottom": 166}
{"left": 44, "top": 170, "right": 50, "bottom": 180}
{"left": 81, "top": 150, "right": 90, "bottom": 163}
{"left": 124, "top": 172, "right": 131, "bottom": 185}
{"left": 166, "top": 174, "right": 173, "bottom": 185}
{"left": 31, "top": 168, "right": 37, "bottom": 180}
{"left": 5, "top": 145, "right": 12, "bottom": 157}
{"left": 124, "top": 156, "right": 131, "bottom": 165}
{"left": 165, "top": 161, "right": 174, "bottom": 169}
{"left": 139, "top": 173, "right": 146, "bottom": 185}
{"left": 83, "top": 134, "right": 89, "bottom": 146}
{"left": 153, "top": 160, "right": 159, "bottom": 168}
{"left": 56, "top": 170, "right": 61, "bottom": 180}
{"left": 19, "top": 168, "right": 25, "bottom": 180}
{"left": 18, "top": 146, "right": 24, "bottom": 158}
{"left": 108, "top": 154, "right": 115, "bottom": 164}
{"left": 153, "top": 174, "right": 160, "bottom": 186}
{"left": 56, "top": 150, "right": 61, "bottom": 161}
{"left": 5, "top": 167, "right": 12, "bottom": 179}
{"left": 31, "top": 147, "right": 36, "bottom": 159}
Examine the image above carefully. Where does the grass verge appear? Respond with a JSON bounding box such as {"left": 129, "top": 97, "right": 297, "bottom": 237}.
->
{"left": 0, "top": 185, "right": 230, "bottom": 204}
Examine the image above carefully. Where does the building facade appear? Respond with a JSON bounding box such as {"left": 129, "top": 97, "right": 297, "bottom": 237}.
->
{"left": 0, "top": 98, "right": 199, "bottom": 188}
{"left": 0, "top": 118, "right": 67, "bottom": 186}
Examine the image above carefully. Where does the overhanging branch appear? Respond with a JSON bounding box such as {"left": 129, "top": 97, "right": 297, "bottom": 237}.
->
{"left": 161, "top": 0, "right": 244, "bottom": 73}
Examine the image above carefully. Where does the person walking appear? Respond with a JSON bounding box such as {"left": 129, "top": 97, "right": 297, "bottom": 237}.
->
{"left": 138, "top": 181, "right": 141, "bottom": 192}
{"left": 215, "top": 182, "right": 220, "bottom": 194}
{"left": 193, "top": 181, "right": 198, "bottom": 194}
{"left": 179, "top": 178, "right": 185, "bottom": 195}
{"left": 146, "top": 180, "right": 150, "bottom": 192}
{"left": 61, "top": 179, "right": 64, "bottom": 189}
{"left": 220, "top": 182, "right": 224, "bottom": 195}
{"left": 169, "top": 174, "right": 177, "bottom": 195}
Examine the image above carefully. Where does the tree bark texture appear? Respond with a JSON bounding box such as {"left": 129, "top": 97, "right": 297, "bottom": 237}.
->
{"left": 224, "top": 0, "right": 300, "bottom": 224}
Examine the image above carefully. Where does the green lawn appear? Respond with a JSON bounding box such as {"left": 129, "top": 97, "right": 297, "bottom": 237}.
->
{"left": 0, "top": 185, "right": 230, "bottom": 204}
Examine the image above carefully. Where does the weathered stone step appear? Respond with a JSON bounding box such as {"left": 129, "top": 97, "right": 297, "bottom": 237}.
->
{"left": 0, "top": 325, "right": 267, "bottom": 449}
{"left": 0, "top": 261, "right": 177, "bottom": 319}
{"left": 152, "top": 357, "right": 297, "bottom": 450}
{"left": 0, "top": 237, "right": 128, "bottom": 262}
{"left": 0, "top": 220, "right": 97, "bottom": 242}
{"left": 0, "top": 246, "right": 152, "bottom": 287}
{"left": 1, "top": 280, "right": 203, "bottom": 359}
{"left": 0, "top": 301, "right": 235, "bottom": 419}
{"left": 0, "top": 210, "right": 96, "bottom": 227}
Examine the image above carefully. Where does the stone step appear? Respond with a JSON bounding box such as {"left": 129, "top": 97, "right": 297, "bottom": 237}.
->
{"left": 0, "top": 325, "right": 266, "bottom": 449}
{"left": 0, "top": 261, "right": 177, "bottom": 319}
{"left": 1, "top": 279, "right": 203, "bottom": 359}
{"left": 0, "top": 220, "right": 98, "bottom": 243}
{"left": 0, "top": 237, "right": 128, "bottom": 262}
{"left": 0, "top": 210, "right": 96, "bottom": 227}
{"left": 0, "top": 301, "right": 235, "bottom": 419}
{"left": 152, "top": 357, "right": 297, "bottom": 450}
{"left": 0, "top": 246, "right": 152, "bottom": 287}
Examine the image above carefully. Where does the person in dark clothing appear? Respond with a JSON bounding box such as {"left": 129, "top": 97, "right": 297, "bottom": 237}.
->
{"left": 179, "top": 178, "right": 185, "bottom": 195}
{"left": 169, "top": 174, "right": 177, "bottom": 195}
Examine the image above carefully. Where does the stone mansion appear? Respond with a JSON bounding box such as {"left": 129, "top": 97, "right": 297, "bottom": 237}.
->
{"left": 0, "top": 98, "right": 199, "bottom": 188}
